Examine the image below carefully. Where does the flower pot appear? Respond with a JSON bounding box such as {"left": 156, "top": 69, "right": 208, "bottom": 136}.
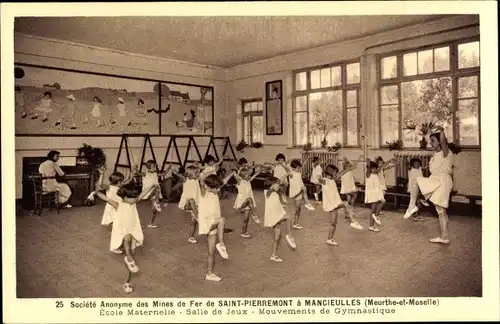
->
{"left": 321, "top": 139, "right": 327, "bottom": 148}
{"left": 419, "top": 137, "right": 428, "bottom": 149}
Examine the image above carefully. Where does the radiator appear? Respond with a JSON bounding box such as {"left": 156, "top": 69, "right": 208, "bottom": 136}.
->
{"left": 394, "top": 151, "right": 434, "bottom": 179}
{"left": 301, "top": 151, "right": 338, "bottom": 180}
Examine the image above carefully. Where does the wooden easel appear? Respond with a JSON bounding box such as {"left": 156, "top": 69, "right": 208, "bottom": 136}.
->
{"left": 114, "top": 134, "right": 158, "bottom": 173}
{"left": 204, "top": 136, "right": 238, "bottom": 164}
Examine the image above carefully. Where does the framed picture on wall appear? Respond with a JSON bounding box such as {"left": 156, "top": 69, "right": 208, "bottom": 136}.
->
{"left": 265, "top": 80, "right": 283, "bottom": 135}
{"left": 14, "top": 64, "right": 161, "bottom": 136}
{"left": 159, "top": 83, "right": 214, "bottom": 136}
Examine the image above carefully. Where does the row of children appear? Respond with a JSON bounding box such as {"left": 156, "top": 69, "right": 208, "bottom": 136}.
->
{"left": 86, "top": 130, "right": 451, "bottom": 293}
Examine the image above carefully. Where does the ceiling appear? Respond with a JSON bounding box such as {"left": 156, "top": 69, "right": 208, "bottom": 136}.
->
{"left": 15, "top": 15, "right": 449, "bottom": 68}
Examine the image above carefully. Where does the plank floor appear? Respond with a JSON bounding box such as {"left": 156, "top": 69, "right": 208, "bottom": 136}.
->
{"left": 16, "top": 192, "right": 482, "bottom": 298}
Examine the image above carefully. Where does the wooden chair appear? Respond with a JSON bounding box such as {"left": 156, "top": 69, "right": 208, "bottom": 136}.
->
{"left": 31, "top": 174, "right": 60, "bottom": 216}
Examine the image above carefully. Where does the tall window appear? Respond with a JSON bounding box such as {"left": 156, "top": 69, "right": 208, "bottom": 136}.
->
{"left": 242, "top": 99, "right": 264, "bottom": 144}
{"left": 292, "top": 61, "right": 361, "bottom": 147}
{"left": 379, "top": 39, "right": 480, "bottom": 147}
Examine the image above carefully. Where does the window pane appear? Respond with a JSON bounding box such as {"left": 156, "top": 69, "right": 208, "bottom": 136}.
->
{"left": 380, "top": 86, "right": 398, "bottom": 105}
{"left": 434, "top": 47, "right": 450, "bottom": 72}
{"left": 258, "top": 101, "right": 263, "bottom": 111}
{"left": 380, "top": 105, "right": 399, "bottom": 144}
{"left": 403, "top": 53, "right": 417, "bottom": 76}
{"left": 321, "top": 68, "right": 331, "bottom": 88}
{"left": 418, "top": 50, "right": 433, "bottom": 74}
{"left": 294, "top": 112, "right": 308, "bottom": 146}
{"left": 458, "top": 76, "right": 479, "bottom": 98}
{"left": 251, "top": 102, "right": 258, "bottom": 111}
{"left": 311, "top": 70, "right": 320, "bottom": 89}
{"left": 458, "top": 99, "right": 479, "bottom": 145}
{"left": 295, "top": 96, "right": 307, "bottom": 112}
{"left": 381, "top": 56, "right": 397, "bottom": 79}
{"left": 347, "top": 108, "right": 358, "bottom": 146}
{"left": 458, "top": 41, "right": 480, "bottom": 69}
{"left": 252, "top": 115, "right": 264, "bottom": 144}
{"left": 243, "top": 116, "right": 250, "bottom": 143}
{"left": 295, "top": 72, "right": 307, "bottom": 91}
{"left": 309, "top": 91, "right": 343, "bottom": 146}
{"left": 401, "top": 78, "right": 452, "bottom": 147}
{"left": 346, "top": 63, "right": 360, "bottom": 84}
{"left": 331, "top": 66, "right": 342, "bottom": 86}
{"left": 243, "top": 102, "right": 251, "bottom": 112}
{"left": 346, "top": 90, "right": 357, "bottom": 108}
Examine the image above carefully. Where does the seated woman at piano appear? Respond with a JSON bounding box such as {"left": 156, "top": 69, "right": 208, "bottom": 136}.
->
{"left": 38, "top": 150, "right": 73, "bottom": 208}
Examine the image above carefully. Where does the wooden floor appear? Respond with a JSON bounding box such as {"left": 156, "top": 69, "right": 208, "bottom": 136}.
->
{"left": 16, "top": 192, "right": 482, "bottom": 298}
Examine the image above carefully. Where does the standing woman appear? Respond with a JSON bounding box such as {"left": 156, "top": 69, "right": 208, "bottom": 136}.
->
{"left": 405, "top": 129, "right": 453, "bottom": 244}
{"left": 38, "top": 150, "right": 73, "bottom": 208}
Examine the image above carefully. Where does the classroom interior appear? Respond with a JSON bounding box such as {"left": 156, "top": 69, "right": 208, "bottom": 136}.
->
{"left": 13, "top": 14, "right": 483, "bottom": 298}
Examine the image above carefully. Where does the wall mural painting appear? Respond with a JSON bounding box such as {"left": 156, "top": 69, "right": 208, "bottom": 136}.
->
{"left": 159, "top": 82, "right": 214, "bottom": 136}
{"left": 14, "top": 64, "right": 160, "bottom": 135}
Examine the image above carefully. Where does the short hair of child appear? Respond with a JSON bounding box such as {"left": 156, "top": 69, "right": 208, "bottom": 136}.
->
{"left": 369, "top": 161, "right": 379, "bottom": 170}
{"left": 204, "top": 174, "right": 223, "bottom": 189}
{"left": 238, "top": 157, "right": 248, "bottom": 165}
{"left": 108, "top": 171, "right": 125, "bottom": 185}
{"left": 375, "top": 156, "right": 384, "bottom": 163}
{"left": 324, "top": 164, "right": 339, "bottom": 177}
{"left": 275, "top": 153, "right": 286, "bottom": 161}
{"left": 409, "top": 157, "right": 422, "bottom": 166}
{"left": 290, "top": 159, "right": 302, "bottom": 169}
{"left": 185, "top": 165, "right": 198, "bottom": 178}
{"left": 204, "top": 155, "right": 216, "bottom": 164}
{"left": 312, "top": 156, "right": 320, "bottom": 163}
{"left": 117, "top": 181, "right": 142, "bottom": 199}
{"left": 146, "top": 160, "right": 157, "bottom": 169}
{"left": 264, "top": 176, "right": 280, "bottom": 190}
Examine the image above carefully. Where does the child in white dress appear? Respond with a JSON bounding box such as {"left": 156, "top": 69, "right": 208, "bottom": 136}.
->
{"left": 232, "top": 166, "right": 262, "bottom": 238}
{"left": 178, "top": 166, "right": 203, "bottom": 244}
{"left": 340, "top": 156, "right": 364, "bottom": 210}
{"left": 85, "top": 96, "right": 103, "bottom": 127}
{"left": 405, "top": 130, "right": 453, "bottom": 244}
{"left": 200, "top": 154, "right": 224, "bottom": 180}
{"left": 89, "top": 179, "right": 156, "bottom": 294}
{"left": 198, "top": 174, "right": 230, "bottom": 282}
{"left": 271, "top": 153, "right": 289, "bottom": 204}
{"left": 100, "top": 172, "right": 124, "bottom": 226}
{"left": 365, "top": 159, "right": 385, "bottom": 232}
{"left": 374, "top": 156, "right": 398, "bottom": 215}
{"left": 141, "top": 160, "right": 168, "bottom": 229}
{"left": 404, "top": 158, "right": 430, "bottom": 220}
{"left": 289, "top": 159, "right": 315, "bottom": 230}
{"left": 310, "top": 157, "right": 323, "bottom": 202}
{"left": 318, "top": 165, "right": 364, "bottom": 246}
{"left": 115, "top": 97, "right": 131, "bottom": 128}
{"left": 264, "top": 176, "right": 297, "bottom": 263}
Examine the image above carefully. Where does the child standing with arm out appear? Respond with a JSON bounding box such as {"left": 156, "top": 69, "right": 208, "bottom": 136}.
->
{"left": 310, "top": 157, "right": 323, "bottom": 203}
{"left": 89, "top": 180, "right": 157, "bottom": 293}
{"left": 232, "top": 166, "right": 262, "bottom": 238}
{"left": 365, "top": 159, "right": 385, "bottom": 232}
{"left": 318, "top": 164, "right": 364, "bottom": 246}
{"left": 264, "top": 176, "right": 297, "bottom": 263}
{"left": 289, "top": 159, "right": 315, "bottom": 230}
{"left": 142, "top": 160, "right": 167, "bottom": 229}
{"left": 340, "top": 155, "right": 364, "bottom": 211}
{"left": 178, "top": 166, "right": 202, "bottom": 244}
{"left": 374, "top": 156, "right": 398, "bottom": 215}
{"left": 198, "top": 174, "right": 230, "bottom": 282}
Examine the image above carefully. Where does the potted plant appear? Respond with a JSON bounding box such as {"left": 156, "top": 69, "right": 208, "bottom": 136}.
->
{"left": 327, "top": 141, "right": 342, "bottom": 152}
{"left": 235, "top": 140, "right": 248, "bottom": 153}
{"left": 386, "top": 140, "right": 404, "bottom": 151}
{"left": 417, "top": 121, "right": 438, "bottom": 149}
{"left": 76, "top": 143, "right": 106, "bottom": 176}
{"left": 303, "top": 142, "right": 313, "bottom": 153}
{"left": 251, "top": 141, "right": 263, "bottom": 148}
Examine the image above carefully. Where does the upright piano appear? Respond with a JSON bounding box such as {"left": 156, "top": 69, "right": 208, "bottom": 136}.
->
{"left": 22, "top": 157, "right": 96, "bottom": 209}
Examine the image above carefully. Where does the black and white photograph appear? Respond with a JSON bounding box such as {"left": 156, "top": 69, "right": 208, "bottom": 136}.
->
{"left": 2, "top": 2, "right": 498, "bottom": 323}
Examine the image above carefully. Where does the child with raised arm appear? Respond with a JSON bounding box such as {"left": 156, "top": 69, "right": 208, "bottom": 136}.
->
{"left": 232, "top": 166, "right": 263, "bottom": 238}
{"left": 374, "top": 156, "right": 398, "bottom": 215}
{"left": 340, "top": 155, "right": 364, "bottom": 210}
{"left": 200, "top": 154, "right": 225, "bottom": 180}
{"left": 198, "top": 174, "right": 230, "bottom": 281}
{"left": 178, "top": 165, "right": 202, "bottom": 244}
{"left": 264, "top": 175, "right": 297, "bottom": 263}
{"left": 89, "top": 180, "right": 157, "bottom": 293}
{"left": 288, "top": 159, "right": 315, "bottom": 230}
{"left": 310, "top": 157, "right": 323, "bottom": 203}
{"left": 318, "top": 164, "right": 364, "bottom": 245}
{"left": 365, "top": 159, "right": 385, "bottom": 232}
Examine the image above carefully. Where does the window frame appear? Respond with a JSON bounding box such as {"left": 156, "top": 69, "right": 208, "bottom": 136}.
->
{"left": 377, "top": 37, "right": 480, "bottom": 149}
{"left": 241, "top": 98, "right": 264, "bottom": 145}
{"left": 292, "top": 59, "right": 361, "bottom": 148}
